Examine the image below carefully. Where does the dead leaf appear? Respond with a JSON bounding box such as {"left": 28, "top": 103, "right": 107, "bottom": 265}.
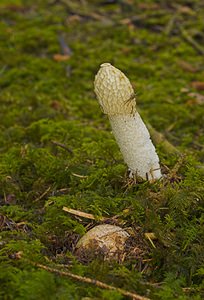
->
{"left": 66, "top": 14, "right": 82, "bottom": 24}
{"left": 186, "top": 92, "right": 204, "bottom": 105}
{"left": 178, "top": 60, "right": 197, "bottom": 73}
{"left": 191, "top": 81, "right": 204, "bottom": 91}
{"left": 6, "top": 28, "right": 13, "bottom": 33}
{"left": 180, "top": 87, "right": 190, "bottom": 93}
{"left": 53, "top": 54, "right": 70, "bottom": 62}
{"left": 50, "top": 100, "right": 62, "bottom": 110}
{"left": 138, "top": 3, "right": 160, "bottom": 10}
{"left": 177, "top": 5, "right": 195, "bottom": 15}
{"left": 120, "top": 18, "right": 132, "bottom": 25}
{"left": 121, "top": 47, "right": 131, "bottom": 54}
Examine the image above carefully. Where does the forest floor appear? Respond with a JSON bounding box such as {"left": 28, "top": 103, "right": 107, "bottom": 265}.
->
{"left": 0, "top": 0, "right": 204, "bottom": 299}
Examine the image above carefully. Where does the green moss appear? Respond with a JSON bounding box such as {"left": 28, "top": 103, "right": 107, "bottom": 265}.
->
{"left": 0, "top": 0, "right": 204, "bottom": 299}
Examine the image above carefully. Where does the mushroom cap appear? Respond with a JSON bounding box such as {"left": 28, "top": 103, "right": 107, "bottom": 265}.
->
{"left": 94, "top": 63, "right": 136, "bottom": 115}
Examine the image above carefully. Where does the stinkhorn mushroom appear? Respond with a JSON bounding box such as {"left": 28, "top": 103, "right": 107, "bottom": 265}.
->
{"left": 94, "top": 63, "right": 162, "bottom": 181}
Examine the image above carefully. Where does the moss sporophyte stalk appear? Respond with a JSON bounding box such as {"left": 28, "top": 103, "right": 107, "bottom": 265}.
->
{"left": 94, "top": 63, "right": 162, "bottom": 182}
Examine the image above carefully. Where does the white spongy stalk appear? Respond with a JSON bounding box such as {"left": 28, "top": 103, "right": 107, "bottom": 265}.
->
{"left": 109, "top": 112, "right": 162, "bottom": 181}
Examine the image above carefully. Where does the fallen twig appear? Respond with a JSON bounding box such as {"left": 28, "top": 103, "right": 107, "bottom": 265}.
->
{"left": 164, "top": 14, "right": 178, "bottom": 36}
{"left": 0, "top": 65, "right": 7, "bottom": 77}
{"left": 137, "top": 109, "right": 180, "bottom": 155}
{"left": 51, "top": 140, "right": 73, "bottom": 154}
{"left": 58, "top": 34, "right": 72, "bottom": 56}
{"left": 179, "top": 25, "right": 204, "bottom": 55}
{"left": 144, "top": 232, "right": 157, "bottom": 249}
{"left": 71, "top": 173, "right": 88, "bottom": 178}
{"left": 27, "top": 260, "right": 150, "bottom": 300}
{"left": 63, "top": 206, "right": 106, "bottom": 221}
{"left": 33, "top": 186, "right": 51, "bottom": 202}
{"left": 146, "top": 122, "right": 180, "bottom": 155}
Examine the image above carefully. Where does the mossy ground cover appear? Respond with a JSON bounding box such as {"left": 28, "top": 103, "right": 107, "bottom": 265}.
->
{"left": 0, "top": 0, "right": 204, "bottom": 299}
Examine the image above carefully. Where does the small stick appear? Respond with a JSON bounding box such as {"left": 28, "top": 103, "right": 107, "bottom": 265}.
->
{"left": 164, "top": 14, "right": 178, "bottom": 36}
{"left": 146, "top": 122, "right": 180, "bottom": 155}
{"left": 33, "top": 186, "right": 51, "bottom": 202}
{"left": 144, "top": 232, "right": 156, "bottom": 249}
{"left": 179, "top": 25, "right": 204, "bottom": 55}
{"left": 63, "top": 206, "right": 106, "bottom": 221}
{"left": 58, "top": 34, "right": 72, "bottom": 56}
{"left": 71, "top": 173, "right": 88, "bottom": 178}
{"left": 27, "top": 260, "right": 150, "bottom": 300}
{"left": 0, "top": 65, "right": 7, "bottom": 76}
{"left": 51, "top": 140, "right": 73, "bottom": 154}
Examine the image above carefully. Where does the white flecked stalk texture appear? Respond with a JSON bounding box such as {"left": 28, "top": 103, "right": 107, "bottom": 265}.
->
{"left": 109, "top": 113, "right": 162, "bottom": 180}
{"left": 94, "top": 62, "right": 162, "bottom": 181}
